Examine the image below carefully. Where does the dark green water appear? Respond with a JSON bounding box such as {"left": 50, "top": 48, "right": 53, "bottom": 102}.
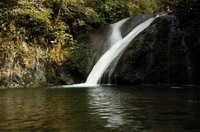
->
{"left": 0, "top": 85, "right": 200, "bottom": 132}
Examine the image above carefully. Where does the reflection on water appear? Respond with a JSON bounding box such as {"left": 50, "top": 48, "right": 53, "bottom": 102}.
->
{"left": 0, "top": 89, "right": 47, "bottom": 129}
{"left": 0, "top": 85, "right": 200, "bottom": 131}
{"left": 88, "top": 88, "right": 125, "bottom": 128}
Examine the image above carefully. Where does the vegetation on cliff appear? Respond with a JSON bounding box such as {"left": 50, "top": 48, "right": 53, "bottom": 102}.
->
{"left": 0, "top": 0, "right": 199, "bottom": 87}
{"left": 0, "top": 0, "right": 163, "bottom": 87}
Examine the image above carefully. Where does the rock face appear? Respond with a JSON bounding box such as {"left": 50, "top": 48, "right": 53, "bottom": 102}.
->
{"left": 120, "top": 14, "right": 152, "bottom": 38}
{"left": 87, "top": 25, "right": 112, "bottom": 74}
{"left": 1, "top": 14, "right": 198, "bottom": 87}
{"left": 88, "top": 14, "right": 200, "bottom": 85}
{"left": 0, "top": 41, "right": 76, "bottom": 88}
{"left": 87, "top": 15, "right": 154, "bottom": 83}
{"left": 0, "top": 43, "right": 47, "bottom": 88}
{"left": 115, "top": 14, "right": 194, "bottom": 85}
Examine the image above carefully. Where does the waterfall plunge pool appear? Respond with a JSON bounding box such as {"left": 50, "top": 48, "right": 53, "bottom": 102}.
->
{"left": 0, "top": 85, "right": 200, "bottom": 132}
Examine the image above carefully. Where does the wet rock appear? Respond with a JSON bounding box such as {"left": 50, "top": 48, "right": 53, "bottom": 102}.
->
{"left": 120, "top": 14, "right": 152, "bottom": 38}
{"left": 60, "top": 72, "right": 74, "bottom": 85}
{"left": 116, "top": 15, "right": 191, "bottom": 85}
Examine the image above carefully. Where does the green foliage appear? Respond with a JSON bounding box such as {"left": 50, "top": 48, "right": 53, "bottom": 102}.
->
{"left": 137, "top": 0, "right": 160, "bottom": 13}
{"left": 1, "top": 0, "right": 181, "bottom": 83}
{"left": 14, "top": 1, "right": 52, "bottom": 26}
{"left": 64, "top": 42, "right": 90, "bottom": 74}
{"left": 0, "top": 0, "right": 164, "bottom": 44}
{"left": 98, "top": 0, "right": 129, "bottom": 22}
{"left": 45, "top": 61, "right": 62, "bottom": 83}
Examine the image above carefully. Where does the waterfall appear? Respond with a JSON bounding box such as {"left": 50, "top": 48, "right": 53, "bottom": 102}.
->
{"left": 100, "top": 18, "right": 129, "bottom": 84}
{"left": 105, "top": 19, "right": 129, "bottom": 50}
{"left": 85, "top": 17, "right": 156, "bottom": 85}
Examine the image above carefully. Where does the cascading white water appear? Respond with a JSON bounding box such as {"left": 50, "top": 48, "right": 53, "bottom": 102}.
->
{"left": 100, "top": 18, "right": 128, "bottom": 84}
{"left": 108, "top": 18, "right": 129, "bottom": 48}
{"left": 85, "top": 17, "right": 156, "bottom": 85}
{"left": 60, "top": 16, "right": 159, "bottom": 88}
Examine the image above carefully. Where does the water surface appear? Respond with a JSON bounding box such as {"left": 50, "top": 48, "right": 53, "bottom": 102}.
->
{"left": 0, "top": 85, "right": 200, "bottom": 132}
